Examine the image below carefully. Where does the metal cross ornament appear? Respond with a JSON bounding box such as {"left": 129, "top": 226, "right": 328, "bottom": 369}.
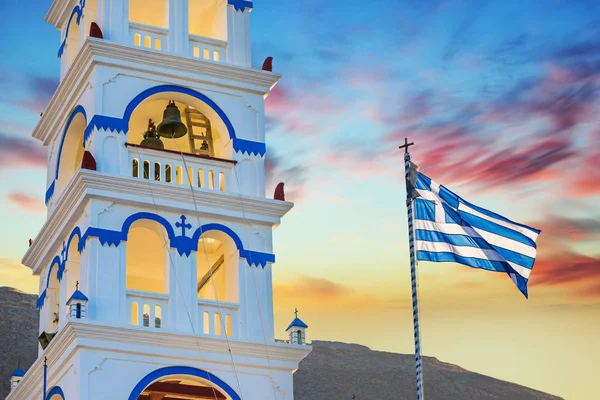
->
{"left": 294, "top": 308, "right": 299, "bottom": 318}
{"left": 176, "top": 215, "right": 192, "bottom": 237}
{"left": 398, "top": 137, "right": 414, "bottom": 154}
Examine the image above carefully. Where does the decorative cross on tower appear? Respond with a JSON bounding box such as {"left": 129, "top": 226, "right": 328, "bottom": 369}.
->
{"left": 176, "top": 215, "right": 192, "bottom": 237}
{"left": 294, "top": 308, "right": 298, "bottom": 318}
{"left": 398, "top": 137, "right": 414, "bottom": 154}
{"left": 76, "top": 281, "right": 79, "bottom": 291}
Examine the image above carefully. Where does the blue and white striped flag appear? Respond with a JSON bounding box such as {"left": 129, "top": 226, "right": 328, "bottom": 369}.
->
{"left": 410, "top": 164, "right": 541, "bottom": 298}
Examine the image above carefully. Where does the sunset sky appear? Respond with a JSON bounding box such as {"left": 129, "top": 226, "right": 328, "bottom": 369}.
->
{"left": 0, "top": 1, "right": 599, "bottom": 399}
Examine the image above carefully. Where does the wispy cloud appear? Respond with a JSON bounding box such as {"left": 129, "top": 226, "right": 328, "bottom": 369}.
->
{"left": 0, "top": 131, "right": 46, "bottom": 170}
{"left": 16, "top": 75, "right": 58, "bottom": 113}
{"left": 265, "top": 148, "right": 308, "bottom": 202}
{"left": 6, "top": 192, "right": 45, "bottom": 213}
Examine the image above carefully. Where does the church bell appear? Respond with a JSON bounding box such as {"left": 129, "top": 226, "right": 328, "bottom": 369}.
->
{"left": 157, "top": 101, "right": 188, "bottom": 139}
{"left": 140, "top": 119, "right": 164, "bottom": 149}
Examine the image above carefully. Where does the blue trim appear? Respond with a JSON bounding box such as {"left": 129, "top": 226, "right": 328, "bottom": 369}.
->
{"left": 228, "top": 0, "right": 253, "bottom": 12}
{"left": 67, "top": 289, "right": 88, "bottom": 303}
{"left": 233, "top": 138, "right": 266, "bottom": 157}
{"left": 11, "top": 368, "right": 25, "bottom": 378}
{"left": 37, "top": 226, "right": 85, "bottom": 306}
{"left": 45, "top": 181, "right": 56, "bottom": 205}
{"left": 58, "top": 5, "right": 82, "bottom": 57}
{"left": 128, "top": 366, "right": 241, "bottom": 400}
{"left": 80, "top": 213, "right": 274, "bottom": 266}
{"left": 37, "top": 289, "right": 47, "bottom": 309}
{"left": 83, "top": 85, "right": 265, "bottom": 156}
{"left": 46, "top": 256, "right": 62, "bottom": 286}
{"left": 36, "top": 210, "right": 275, "bottom": 308}
{"left": 46, "top": 386, "right": 65, "bottom": 400}
{"left": 55, "top": 106, "right": 87, "bottom": 180}
{"left": 286, "top": 317, "right": 308, "bottom": 331}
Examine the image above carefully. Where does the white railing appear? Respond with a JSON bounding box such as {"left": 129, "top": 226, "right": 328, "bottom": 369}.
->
{"left": 127, "top": 290, "right": 168, "bottom": 329}
{"left": 197, "top": 299, "right": 239, "bottom": 338}
{"left": 189, "top": 34, "right": 227, "bottom": 62}
{"left": 130, "top": 22, "right": 169, "bottom": 52}
{"left": 127, "top": 145, "right": 235, "bottom": 193}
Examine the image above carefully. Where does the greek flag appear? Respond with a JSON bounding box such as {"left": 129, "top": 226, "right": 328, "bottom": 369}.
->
{"left": 409, "top": 164, "right": 540, "bottom": 298}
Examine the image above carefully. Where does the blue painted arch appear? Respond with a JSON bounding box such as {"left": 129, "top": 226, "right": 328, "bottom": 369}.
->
{"left": 55, "top": 105, "right": 87, "bottom": 180}
{"left": 46, "top": 386, "right": 66, "bottom": 400}
{"left": 128, "top": 366, "right": 241, "bottom": 400}
{"left": 58, "top": 5, "right": 83, "bottom": 57}
{"left": 46, "top": 105, "right": 88, "bottom": 204}
{"left": 80, "top": 212, "right": 275, "bottom": 265}
{"left": 37, "top": 226, "right": 84, "bottom": 308}
{"left": 84, "top": 85, "right": 266, "bottom": 156}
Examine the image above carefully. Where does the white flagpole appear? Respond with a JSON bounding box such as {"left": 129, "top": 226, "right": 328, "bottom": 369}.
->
{"left": 400, "top": 138, "right": 424, "bottom": 400}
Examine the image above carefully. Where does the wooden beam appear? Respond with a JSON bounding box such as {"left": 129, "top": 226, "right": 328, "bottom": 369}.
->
{"left": 197, "top": 255, "right": 224, "bottom": 293}
{"left": 142, "top": 382, "right": 226, "bottom": 399}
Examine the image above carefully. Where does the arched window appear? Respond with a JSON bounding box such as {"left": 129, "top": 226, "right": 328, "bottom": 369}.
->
{"left": 46, "top": 267, "right": 61, "bottom": 332}
{"left": 188, "top": 0, "right": 227, "bottom": 41}
{"left": 127, "top": 98, "right": 226, "bottom": 159}
{"left": 297, "top": 330, "right": 302, "bottom": 344}
{"left": 126, "top": 220, "right": 169, "bottom": 293}
{"left": 65, "top": 234, "right": 81, "bottom": 314}
{"left": 56, "top": 111, "right": 86, "bottom": 195}
{"left": 196, "top": 231, "right": 239, "bottom": 303}
{"left": 129, "top": 0, "right": 169, "bottom": 28}
{"left": 65, "top": 12, "right": 81, "bottom": 70}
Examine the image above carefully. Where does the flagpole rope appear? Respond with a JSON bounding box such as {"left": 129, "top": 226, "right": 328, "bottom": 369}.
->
{"left": 404, "top": 150, "right": 424, "bottom": 400}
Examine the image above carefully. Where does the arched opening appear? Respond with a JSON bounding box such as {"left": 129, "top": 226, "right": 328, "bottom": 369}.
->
{"left": 188, "top": 0, "right": 227, "bottom": 41}
{"left": 196, "top": 231, "right": 239, "bottom": 303}
{"left": 128, "top": 367, "right": 241, "bottom": 400}
{"left": 126, "top": 220, "right": 169, "bottom": 293}
{"left": 297, "top": 330, "right": 302, "bottom": 344}
{"left": 65, "top": 235, "right": 81, "bottom": 306}
{"left": 128, "top": 97, "right": 228, "bottom": 159}
{"left": 56, "top": 110, "right": 86, "bottom": 195}
{"left": 64, "top": 11, "right": 81, "bottom": 70}
{"left": 129, "top": 0, "right": 168, "bottom": 28}
{"left": 46, "top": 265, "right": 61, "bottom": 333}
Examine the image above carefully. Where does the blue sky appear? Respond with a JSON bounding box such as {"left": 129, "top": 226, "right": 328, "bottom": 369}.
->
{"left": 0, "top": 1, "right": 599, "bottom": 399}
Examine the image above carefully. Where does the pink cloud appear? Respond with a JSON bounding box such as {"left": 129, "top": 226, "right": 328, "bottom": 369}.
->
{"left": 7, "top": 193, "right": 45, "bottom": 213}
{"left": 0, "top": 132, "right": 46, "bottom": 170}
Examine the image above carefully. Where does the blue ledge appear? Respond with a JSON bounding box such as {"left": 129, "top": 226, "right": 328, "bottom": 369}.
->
{"left": 228, "top": 0, "right": 253, "bottom": 12}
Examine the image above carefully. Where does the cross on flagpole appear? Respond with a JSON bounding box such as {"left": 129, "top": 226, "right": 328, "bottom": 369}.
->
{"left": 399, "top": 138, "right": 424, "bottom": 400}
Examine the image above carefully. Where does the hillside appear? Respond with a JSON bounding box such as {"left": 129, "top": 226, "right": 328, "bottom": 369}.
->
{"left": 0, "top": 287, "right": 39, "bottom": 397}
{"left": 294, "top": 341, "right": 563, "bottom": 400}
{"left": 0, "top": 287, "right": 563, "bottom": 399}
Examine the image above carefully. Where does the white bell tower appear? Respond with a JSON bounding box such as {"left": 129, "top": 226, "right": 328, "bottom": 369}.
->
{"left": 9, "top": 1, "right": 311, "bottom": 399}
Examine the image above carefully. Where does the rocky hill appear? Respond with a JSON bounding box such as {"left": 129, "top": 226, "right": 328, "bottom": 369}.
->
{"left": 0, "top": 287, "right": 562, "bottom": 399}
{"left": 0, "top": 287, "right": 39, "bottom": 398}
{"left": 294, "top": 341, "right": 563, "bottom": 400}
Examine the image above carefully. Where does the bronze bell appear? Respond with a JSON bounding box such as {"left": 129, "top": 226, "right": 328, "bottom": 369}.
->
{"left": 140, "top": 119, "right": 164, "bottom": 149}
{"left": 157, "top": 101, "right": 187, "bottom": 139}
